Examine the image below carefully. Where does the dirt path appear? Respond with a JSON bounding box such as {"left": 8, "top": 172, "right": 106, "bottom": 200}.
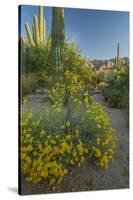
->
{"left": 88, "top": 94, "right": 129, "bottom": 190}
{"left": 20, "top": 93, "right": 129, "bottom": 194}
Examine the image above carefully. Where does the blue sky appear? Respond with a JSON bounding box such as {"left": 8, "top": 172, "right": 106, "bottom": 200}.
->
{"left": 20, "top": 5, "right": 129, "bottom": 60}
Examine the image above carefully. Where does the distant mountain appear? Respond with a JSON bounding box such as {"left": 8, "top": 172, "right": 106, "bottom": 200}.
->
{"left": 91, "top": 57, "right": 129, "bottom": 70}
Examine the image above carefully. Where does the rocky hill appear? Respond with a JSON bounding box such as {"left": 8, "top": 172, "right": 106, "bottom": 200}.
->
{"left": 91, "top": 57, "right": 129, "bottom": 70}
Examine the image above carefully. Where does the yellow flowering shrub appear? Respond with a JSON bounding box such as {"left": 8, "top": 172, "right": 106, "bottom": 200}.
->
{"left": 85, "top": 95, "right": 117, "bottom": 169}
{"left": 48, "top": 80, "right": 117, "bottom": 169}
{"left": 21, "top": 109, "right": 88, "bottom": 185}
{"left": 48, "top": 71, "right": 85, "bottom": 107}
{"left": 21, "top": 78, "right": 117, "bottom": 186}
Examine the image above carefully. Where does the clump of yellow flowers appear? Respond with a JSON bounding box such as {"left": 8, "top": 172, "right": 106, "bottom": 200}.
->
{"left": 21, "top": 112, "right": 88, "bottom": 185}
{"left": 21, "top": 74, "right": 117, "bottom": 186}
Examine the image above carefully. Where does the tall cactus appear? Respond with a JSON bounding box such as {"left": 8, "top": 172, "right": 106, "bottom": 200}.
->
{"left": 33, "top": 15, "right": 40, "bottom": 45}
{"left": 116, "top": 43, "right": 120, "bottom": 67}
{"left": 115, "top": 43, "right": 124, "bottom": 72}
{"left": 25, "top": 6, "right": 46, "bottom": 47}
{"left": 25, "top": 23, "right": 35, "bottom": 47}
{"left": 51, "top": 7, "right": 65, "bottom": 81}
{"left": 43, "top": 18, "right": 46, "bottom": 43}
{"left": 39, "top": 6, "right": 44, "bottom": 44}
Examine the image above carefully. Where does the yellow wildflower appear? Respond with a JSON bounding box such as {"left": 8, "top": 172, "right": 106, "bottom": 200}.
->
{"left": 66, "top": 120, "right": 70, "bottom": 127}
{"left": 81, "top": 156, "right": 85, "bottom": 163}
{"left": 33, "top": 151, "right": 38, "bottom": 156}
{"left": 50, "top": 139, "right": 56, "bottom": 145}
{"left": 72, "top": 150, "right": 77, "bottom": 157}
{"left": 39, "top": 129, "right": 45, "bottom": 137}
{"left": 55, "top": 107, "right": 61, "bottom": 113}
{"left": 70, "top": 159, "right": 74, "bottom": 165}
{"left": 60, "top": 124, "right": 65, "bottom": 129}
{"left": 27, "top": 112, "right": 33, "bottom": 119}
{"left": 66, "top": 134, "right": 71, "bottom": 140}
{"left": 26, "top": 134, "right": 31, "bottom": 139}
{"left": 64, "top": 169, "right": 68, "bottom": 174}
{"left": 50, "top": 178, "right": 56, "bottom": 185}
{"left": 57, "top": 177, "right": 62, "bottom": 184}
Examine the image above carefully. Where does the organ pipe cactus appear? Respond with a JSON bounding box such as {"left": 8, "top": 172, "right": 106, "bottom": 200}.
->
{"left": 39, "top": 6, "right": 44, "bottom": 44}
{"left": 33, "top": 15, "right": 40, "bottom": 45}
{"left": 25, "top": 23, "right": 35, "bottom": 47}
{"left": 32, "top": 25, "right": 35, "bottom": 42}
{"left": 25, "top": 6, "right": 46, "bottom": 47}
{"left": 50, "top": 7, "right": 65, "bottom": 81}
{"left": 43, "top": 19, "right": 46, "bottom": 43}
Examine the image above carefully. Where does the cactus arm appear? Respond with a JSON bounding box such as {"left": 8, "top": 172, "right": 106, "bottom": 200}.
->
{"left": 43, "top": 18, "right": 46, "bottom": 44}
{"left": 116, "top": 43, "right": 120, "bottom": 67}
{"left": 25, "top": 23, "right": 35, "bottom": 47}
{"left": 24, "top": 6, "right": 46, "bottom": 47}
{"left": 39, "top": 6, "right": 44, "bottom": 44}
{"left": 33, "top": 15, "right": 40, "bottom": 46}
{"left": 115, "top": 56, "right": 117, "bottom": 67}
{"left": 32, "top": 25, "right": 35, "bottom": 42}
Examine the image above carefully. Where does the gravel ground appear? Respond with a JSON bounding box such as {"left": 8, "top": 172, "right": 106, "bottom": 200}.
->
{"left": 20, "top": 93, "right": 129, "bottom": 195}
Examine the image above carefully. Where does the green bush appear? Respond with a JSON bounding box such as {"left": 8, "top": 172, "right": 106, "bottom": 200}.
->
{"left": 64, "top": 42, "right": 95, "bottom": 87}
{"left": 21, "top": 73, "right": 38, "bottom": 97}
{"left": 102, "top": 65, "right": 129, "bottom": 109}
{"left": 20, "top": 37, "right": 51, "bottom": 77}
{"left": 31, "top": 41, "right": 51, "bottom": 75}
{"left": 21, "top": 40, "right": 94, "bottom": 88}
{"left": 97, "top": 81, "right": 108, "bottom": 89}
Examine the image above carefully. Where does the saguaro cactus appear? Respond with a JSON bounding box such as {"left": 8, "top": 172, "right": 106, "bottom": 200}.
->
{"left": 115, "top": 43, "right": 124, "bottom": 72}
{"left": 50, "top": 7, "right": 65, "bottom": 81}
{"left": 25, "top": 6, "right": 46, "bottom": 47}
{"left": 116, "top": 43, "right": 120, "bottom": 67}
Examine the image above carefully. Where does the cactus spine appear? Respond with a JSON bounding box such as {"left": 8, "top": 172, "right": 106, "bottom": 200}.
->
{"left": 51, "top": 7, "right": 65, "bottom": 81}
{"left": 25, "top": 6, "right": 46, "bottom": 47}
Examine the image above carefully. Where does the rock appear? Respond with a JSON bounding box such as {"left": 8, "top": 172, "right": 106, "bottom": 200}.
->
{"left": 43, "top": 88, "right": 48, "bottom": 94}
{"left": 35, "top": 89, "right": 43, "bottom": 94}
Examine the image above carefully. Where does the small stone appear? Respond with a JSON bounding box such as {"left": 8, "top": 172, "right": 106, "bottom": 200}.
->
{"left": 35, "top": 89, "right": 43, "bottom": 94}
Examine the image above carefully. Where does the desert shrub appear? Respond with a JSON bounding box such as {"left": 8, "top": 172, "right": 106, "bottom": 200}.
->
{"left": 21, "top": 41, "right": 94, "bottom": 88}
{"left": 102, "top": 65, "right": 129, "bottom": 109}
{"left": 20, "top": 80, "right": 117, "bottom": 186}
{"left": 21, "top": 38, "right": 51, "bottom": 83}
{"left": 48, "top": 71, "right": 86, "bottom": 107}
{"left": 64, "top": 42, "right": 85, "bottom": 72}
{"left": 64, "top": 42, "right": 95, "bottom": 87}
{"left": 97, "top": 81, "right": 108, "bottom": 89}
{"left": 21, "top": 73, "right": 38, "bottom": 97}
{"left": 31, "top": 41, "right": 51, "bottom": 75}
{"left": 48, "top": 82, "right": 117, "bottom": 169}
{"left": 104, "top": 70, "right": 117, "bottom": 86}
{"left": 35, "top": 71, "right": 52, "bottom": 88}
{"left": 21, "top": 105, "right": 88, "bottom": 185}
